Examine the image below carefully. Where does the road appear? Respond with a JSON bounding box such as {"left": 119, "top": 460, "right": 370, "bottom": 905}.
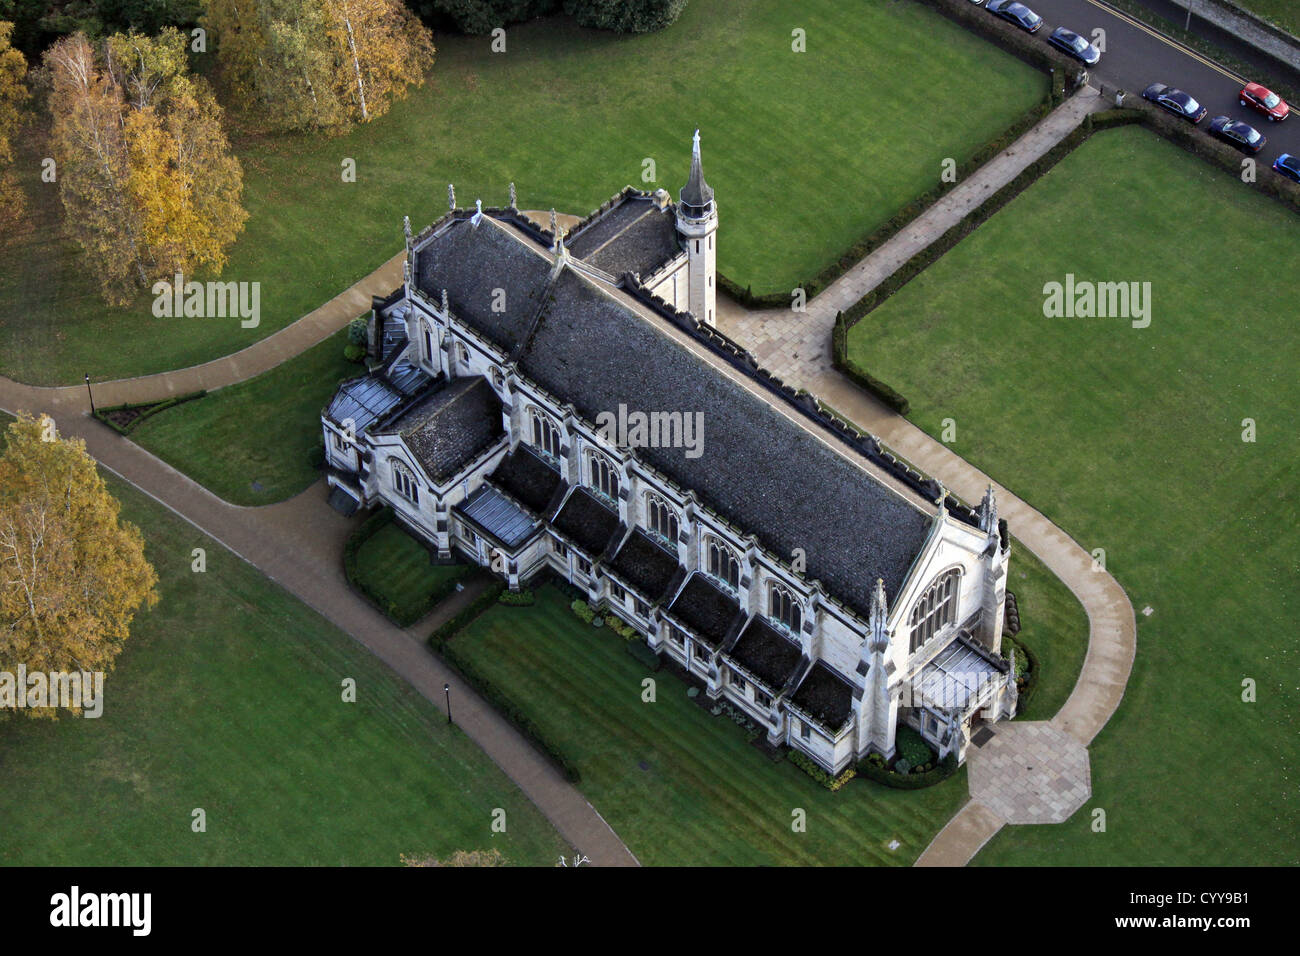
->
{"left": 980, "top": 0, "right": 1300, "bottom": 166}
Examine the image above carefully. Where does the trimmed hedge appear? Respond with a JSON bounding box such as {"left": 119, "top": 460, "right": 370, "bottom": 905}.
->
{"left": 787, "top": 749, "right": 856, "bottom": 792}
{"left": 831, "top": 311, "right": 910, "bottom": 414}
{"left": 93, "top": 390, "right": 207, "bottom": 435}
{"left": 857, "top": 751, "right": 959, "bottom": 790}
{"left": 428, "top": 577, "right": 507, "bottom": 650}
{"left": 344, "top": 509, "right": 468, "bottom": 627}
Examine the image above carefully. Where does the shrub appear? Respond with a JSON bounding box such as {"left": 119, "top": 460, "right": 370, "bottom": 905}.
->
{"left": 498, "top": 588, "right": 535, "bottom": 606}
{"left": 894, "top": 725, "right": 934, "bottom": 768}
{"left": 787, "top": 749, "right": 856, "bottom": 792}
{"left": 347, "top": 316, "right": 369, "bottom": 345}
{"left": 857, "top": 751, "right": 959, "bottom": 790}
{"left": 344, "top": 343, "right": 367, "bottom": 363}
{"left": 626, "top": 638, "right": 662, "bottom": 672}
{"left": 563, "top": 0, "right": 687, "bottom": 33}
{"left": 570, "top": 599, "right": 595, "bottom": 624}
{"left": 307, "top": 441, "right": 326, "bottom": 470}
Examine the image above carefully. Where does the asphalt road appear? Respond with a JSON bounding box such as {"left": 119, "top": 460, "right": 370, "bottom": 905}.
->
{"left": 977, "top": 0, "right": 1300, "bottom": 166}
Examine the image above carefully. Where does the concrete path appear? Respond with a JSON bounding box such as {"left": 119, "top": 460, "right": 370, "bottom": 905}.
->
{"left": 715, "top": 86, "right": 1137, "bottom": 867}
{"left": 719, "top": 87, "right": 1108, "bottom": 384}
{"left": 0, "top": 380, "right": 639, "bottom": 868}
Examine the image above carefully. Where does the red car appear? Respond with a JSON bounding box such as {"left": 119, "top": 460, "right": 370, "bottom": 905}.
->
{"left": 1238, "top": 82, "right": 1289, "bottom": 122}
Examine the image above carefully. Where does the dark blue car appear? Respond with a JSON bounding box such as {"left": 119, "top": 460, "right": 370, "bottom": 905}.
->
{"left": 1142, "top": 83, "right": 1208, "bottom": 123}
{"left": 1271, "top": 153, "right": 1300, "bottom": 183}
{"left": 1048, "top": 27, "right": 1101, "bottom": 65}
{"left": 987, "top": 0, "right": 1044, "bottom": 33}
{"left": 1207, "top": 116, "right": 1266, "bottom": 154}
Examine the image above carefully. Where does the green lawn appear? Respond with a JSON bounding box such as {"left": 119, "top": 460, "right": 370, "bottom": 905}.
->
{"left": 354, "top": 521, "right": 470, "bottom": 625}
{"left": 0, "top": 0, "right": 1045, "bottom": 386}
{"left": 848, "top": 125, "right": 1299, "bottom": 865}
{"left": 1241, "top": 1, "right": 1299, "bottom": 36}
{"left": 130, "top": 328, "right": 358, "bottom": 505}
{"left": 0, "top": 472, "right": 566, "bottom": 866}
{"left": 1005, "top": 541, "right": 1089, "bottom": 722}
{"left": 449, "top": 585, "right": 970, "bottom": 866}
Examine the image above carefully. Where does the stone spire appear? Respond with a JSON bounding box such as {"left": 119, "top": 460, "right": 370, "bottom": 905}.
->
{"left": 447, "top": 183, "right": 456, "bottom": 211}
{"left": 508, "top": 182, "right": 517, "bottom": 209}
{"left": 441, "top": 288, "right": 449, "bottom": 315}
{"left": 549, "top": 208, "right": 565, "bottom": 253}
{"left": 868, "top": 578, "right": 889, "bottom": 653}
{"left": 403, "top": 215, "right": 412, "bottom": 244}
{"left": 471, "top": 198, "right": 484, "bottom": 227}
{"left": 979, "top": 484, "right": 997, "bottom": 533}
{"left": 679, "top": 128, "right": 714, "bottom": 213}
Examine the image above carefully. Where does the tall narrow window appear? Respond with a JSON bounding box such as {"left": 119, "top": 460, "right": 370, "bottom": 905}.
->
{"left": 705, "top": 536, "right": 740, "bottom": 591}
{"left": 392, "top": 461, "right": 419, "bottom": 505}
{"left": 530, "top": 409, "right": 562, "bottom": 462}
{"left": 908, "top": 569, "right": 960, "bottom": 653}
{"left": 588, "top": 451, "right": 619, "bottom": 503}
{"left": 768, "top": 582, "right": 801, "bottom": 633}
{"left": 645, "top": 493, "right": 679, "bottom": 546}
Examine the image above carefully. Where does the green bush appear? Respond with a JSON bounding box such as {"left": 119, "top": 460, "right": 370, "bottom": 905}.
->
{"left": 563, "top": 0, "right": 687, "bottom": 33}
{"left": 571, "top": 600, "right": 595, "bottom": 624}
{"left": 787, "top": 749, "right": 856, "bottom": 792}
{"left": 857, "top": 751, "right": 959, "bottom": 790}
{"left": 894, "top": 725, "right": 935, "bottom": 768}
{"left": 498, "top": 588, "right": 535, "bottom": 606}
{"left": 347, "top": 316, "right": 369, "bottom": 345}
{"left": 343, "top": 343, "right": 367, "bottom": 363}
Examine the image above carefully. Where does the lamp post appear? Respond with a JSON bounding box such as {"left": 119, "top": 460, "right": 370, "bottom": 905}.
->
{"left": 444, "top": 683, "right": 452, "bottom": 725}
{"left": 84, "top": 373, "right": 95, "bottom": 415}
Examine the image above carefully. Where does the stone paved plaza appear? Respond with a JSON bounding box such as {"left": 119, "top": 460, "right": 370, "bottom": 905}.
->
{"left": 967, "top": 721, "right": 1092, "bottom": 825}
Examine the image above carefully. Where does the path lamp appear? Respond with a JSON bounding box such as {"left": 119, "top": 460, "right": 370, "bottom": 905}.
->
{"left": 444, "top": 683, "right": 452, "bottom": 725}
{"left": 85, "top": 373, "right": 95, "bottom": 415}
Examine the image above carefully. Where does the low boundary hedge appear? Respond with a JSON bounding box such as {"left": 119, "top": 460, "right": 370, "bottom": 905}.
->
{"left": 1003, "top": 632, "right": 1041, "bottom": 714}
{"left": 93, "top": 391, "right": 207, "bottom": 435}
{"left": 344, "top": 507, "right": 468, "bottom": 627}
{"left": 857, "top": 751, "right": 960, "bottom": 790}
{"left": 428, "top": 581, "right": 583, "bottom": 784}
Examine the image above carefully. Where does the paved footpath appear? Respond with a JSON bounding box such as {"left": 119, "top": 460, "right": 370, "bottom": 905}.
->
{"left": 718, "top": 87, "right": 1137, "bottom": 867}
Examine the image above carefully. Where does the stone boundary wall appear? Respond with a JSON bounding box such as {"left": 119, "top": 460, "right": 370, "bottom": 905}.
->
{"left": 1161, "top": 0, "right": 1300, "bottom": 69}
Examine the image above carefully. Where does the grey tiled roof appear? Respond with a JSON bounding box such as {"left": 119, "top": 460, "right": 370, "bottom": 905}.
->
{"left": 666, "top": 573, "right": 743, "bottom": 649}
{"left": 489, "top": 445, "right": 564, "bottom": 515}
{"left": 518, "top": 269, "right": 932, "bottom": 617}
{"left": 414, "top": 216, "right": 552, "bottom": 352}
{"left": 455, "top": 484, "right": 539, "bottom": 549}
{"left": 567, "top": 197, "right": 681, "bottom": 278}
{"left": 730, "top": 617, "right": 803, "bottom": 691}
{"left": 790, "top": 661, "right": 854, "bottom": 733}
{"left": 552, "top": 488, "right": 620, "bottom": 557}
{"left": 607, "top": 529, "right": 681, "bottom": 603}
{"left": 375, "top": 376, "right": 503, "bottom": 483}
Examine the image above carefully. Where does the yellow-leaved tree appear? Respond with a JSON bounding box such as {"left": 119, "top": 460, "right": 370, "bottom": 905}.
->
{"left": 0, "top": 413, "right": 158, "bottom": 719}
{"left": 44, "top": 29, "right": 247, "bottom": 306}
{"left": 0, "top": 21, "right": 31, "bottom": 241}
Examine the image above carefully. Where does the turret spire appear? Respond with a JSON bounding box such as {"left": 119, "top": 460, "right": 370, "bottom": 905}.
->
{"left": 679, "top": 128, "right": 714, "bottom": 214}
{"left": 869, "top": 578, "right": 889, "bottom": 653}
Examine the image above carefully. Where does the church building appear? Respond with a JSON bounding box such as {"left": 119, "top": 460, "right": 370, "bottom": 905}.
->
{"left": 321, "top": 133, "right": 1017, "bottom": 774}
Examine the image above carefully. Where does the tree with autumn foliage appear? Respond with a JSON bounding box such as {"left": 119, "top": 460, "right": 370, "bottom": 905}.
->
{"left": 44, "top": 28, "right": 246, "bottom": 305}
{"left": 202, "top": 0, "right": 434, "bottom": 131}
{"left": 0, "top": 413, "right": 158, "bottom": 719}
{"left": 0, "top": 21, "right": 29, "bottom": 240}
{"left": 400, "top": 848, "right": 505, "bottom": 866}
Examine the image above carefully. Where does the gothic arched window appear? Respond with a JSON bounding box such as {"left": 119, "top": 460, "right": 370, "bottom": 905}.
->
{"left": 645, "top": 493, "right": 679, "bottom": 547}
{"left": 705, "top": 535, "right": 740, "bottom": 591}
{"left": 909, "top": 569, "right": 961, "bottom": 653}
{"left": 768, "top": 582, "right": 801, "bottom": 634}
{"left": 530, "top": 409, "right": 562, "bottom": 462}
{"left": 588, "top": 451, "right": 619, "bottom": 503}
{"left": 392, "top": 461, "right": 419, "bottom": 505}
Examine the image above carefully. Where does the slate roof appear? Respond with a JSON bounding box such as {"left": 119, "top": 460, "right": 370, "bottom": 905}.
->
{"left": 567, "top": 197, "right": 681, "bottom": 278}
{"left": 790, "top": 661, "right": 855, "bottom": 733}
{"left": 414, "top": 216, "right": 553, "bottom": 352}
{"left": 455, "top": 484, "right": 538, "bottom": 549}
{"left": 552, "top": 488, "right": 620, "bottom": 557}
{"left": 516, "top": 268, "right": 932, "bottom": 617}
{"left": 680, "top": 135, "right": 714, "bottom": 213}
{"left": 607, "top": 529, "right": 681, "bottom": 603}
{"left": 666, "top": 573, "right": 743, "bottom": 649}
{"left": 489, "top": 444, "right": 564, "bottom": 515}
{"left": 729, "top": 617, "right": 803, "bottom": 691}
{"left": 375, "top": 376, "right": 503, "bottom": 483}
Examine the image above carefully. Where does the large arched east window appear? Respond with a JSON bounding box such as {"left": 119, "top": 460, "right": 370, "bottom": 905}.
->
{"left": 909, "top": 569, "right": 960, "bottom": 653}
{"left": 645, "top": 493, "right": 679, "bottom": 546}
{"left": 530, "top": 409, "right": 562, "bottom": 462}
{"left": 392, "top": 460, "right": 419, "bottom": 504}
{"left": 768, "top": 582, "right": 801, "bottom": 634}
{"left": 705, "top": 535, "right": 740, "bottom": 591}
{"left": 588, "top": 451, "right": 619, "bottom": 503}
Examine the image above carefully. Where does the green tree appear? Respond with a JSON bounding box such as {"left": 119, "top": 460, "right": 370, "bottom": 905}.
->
{"left": 563, "top": 0, "right": 686, "bottom": 33}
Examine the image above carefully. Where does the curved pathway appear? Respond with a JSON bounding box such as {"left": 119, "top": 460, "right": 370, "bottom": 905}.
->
{"left": 0, "top": 96, "right": 1135, "bottom": 865}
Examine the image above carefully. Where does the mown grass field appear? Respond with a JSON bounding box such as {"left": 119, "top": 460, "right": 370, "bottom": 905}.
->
{"left": 1003, "top": 541, "right": 1089, "bottom": 722}
{"left": 1242, "top": 1, "right": 1299, "bottom": 36}
{"left": 0, "top": 468, "right": 565, "bottom": 866}
{"left": 0, "top": 0, "right": 1045, "bottom": 385}
{"left": 449, "top": 585, "right": 970, "bottom": 866}
{"left": 354, "top": 522, "right": 469, "bottom": 624}
{"left": 848, "top": 125, "right": 1299, "bottom": 865}
{"left": 130, "top": 328, "right": 357, "bottom": 505}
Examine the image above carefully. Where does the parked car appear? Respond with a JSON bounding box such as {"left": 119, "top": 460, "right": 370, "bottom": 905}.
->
{"left": 1142, "top": 83, "right": 1208, "bottom": 123}
{"left": 1207, "top": 116, "right": 1266, "bottom": 153}
{"left": 1271, "top": 153, "right": 1300, "bottom": 182}
{"left": 986, "top": 0, "right": 1044, "bottom": 33}
{"left": 1238, "top": 82, "right": 1289, "bottom": 122}
{"left": 1048, "top": 27, "right": 1101, "bottom": 65}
